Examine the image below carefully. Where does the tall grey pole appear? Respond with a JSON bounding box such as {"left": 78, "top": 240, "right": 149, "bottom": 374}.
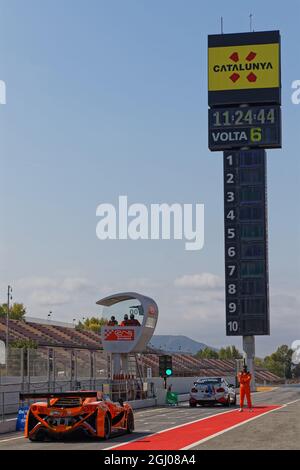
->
{"left": 6, "top": 285, "right": 12, "bottom": 374}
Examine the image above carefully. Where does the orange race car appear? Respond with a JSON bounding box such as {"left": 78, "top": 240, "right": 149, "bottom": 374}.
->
{"left": 19, "top": 391, "right": 134, "bottom": 441}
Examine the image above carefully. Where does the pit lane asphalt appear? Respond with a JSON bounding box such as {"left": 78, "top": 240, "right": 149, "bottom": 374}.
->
{"left": 0, "top": 386, "right": 298, "bottom": 450}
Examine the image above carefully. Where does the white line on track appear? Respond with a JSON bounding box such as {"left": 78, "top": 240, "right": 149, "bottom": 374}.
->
{"left": 0, "top": 436, "right": 24, "bottom": 444}
{"left": 182, "top": 398, "right": 300, "bottom": 450}
{"left": 137, "top": 408, "right": 166, "bottom": 414}
{"left": 282, "top": 398, "right": 300, "bottom": 406}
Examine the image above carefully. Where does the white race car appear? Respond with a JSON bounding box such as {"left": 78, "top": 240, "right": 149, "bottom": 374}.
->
{"left": 189, "top": 377, "right": 237, "bottom": 407}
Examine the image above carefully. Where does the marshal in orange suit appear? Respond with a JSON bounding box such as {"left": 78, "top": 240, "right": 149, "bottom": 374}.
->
{"left": 238, "top": 365, "right": 253, "bottom": 412}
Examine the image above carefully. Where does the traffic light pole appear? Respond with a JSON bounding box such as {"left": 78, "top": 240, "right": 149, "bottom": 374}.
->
{"left": 163, "top": 376, "right": 167, "bottom": 390}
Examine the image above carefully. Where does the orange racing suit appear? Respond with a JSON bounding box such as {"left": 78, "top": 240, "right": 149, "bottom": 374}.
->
{"left": 238, "top": 371, "right": 252, "bottom": 409}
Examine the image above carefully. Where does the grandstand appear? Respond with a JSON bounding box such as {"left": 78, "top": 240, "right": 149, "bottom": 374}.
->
{"left": 0, "top": 317, "right": 281, "bottom": 383}
{"left": 0, "top": 317, "right": 101, "bottom": 350}
{"left": 140, "top": 353, "right": 281, "bottom": 383}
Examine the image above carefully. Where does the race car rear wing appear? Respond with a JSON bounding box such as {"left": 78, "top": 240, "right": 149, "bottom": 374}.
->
{"left": 20, "top": 391, "right": 98, "bottom": 401}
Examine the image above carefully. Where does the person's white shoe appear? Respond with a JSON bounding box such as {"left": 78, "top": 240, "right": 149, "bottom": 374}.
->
{"left": 239, "top": 408, "right": 243, "bottom": 412}
{"left": 249, "top": 408, "right": 254, "bottom": 412}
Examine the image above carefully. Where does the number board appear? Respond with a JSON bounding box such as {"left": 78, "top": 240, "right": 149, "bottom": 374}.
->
{"left": 209, "top": 105, "right": 281, "bottom": 151}
{"left": 224, "top": 149, "right": 270, "bottom": 336}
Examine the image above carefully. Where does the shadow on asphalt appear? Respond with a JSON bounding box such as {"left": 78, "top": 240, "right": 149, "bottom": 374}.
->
{"left": 31, "top": 430, "right": 152, "bottom": 444}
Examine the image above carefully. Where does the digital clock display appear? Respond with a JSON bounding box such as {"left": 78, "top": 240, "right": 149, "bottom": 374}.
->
{"left": 211, "top": 106, "right": 278, "bottom": 127}
{"left": 208, "top": 105, "right": 281, "bottom": 151}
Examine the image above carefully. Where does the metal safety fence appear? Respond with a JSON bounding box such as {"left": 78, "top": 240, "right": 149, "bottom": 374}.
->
{"left": 0, "top": 347, "right": 109, "bottom": 420}
{"left": 0, "top": 347, "right": 155, "bottom": 421}
{"left": 0, "top": 347, "right": 109, "bottom": 383}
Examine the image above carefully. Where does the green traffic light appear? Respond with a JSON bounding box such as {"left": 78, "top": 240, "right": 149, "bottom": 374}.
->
{"left": 165, "top": 368, "right": 172, "bottom": 376}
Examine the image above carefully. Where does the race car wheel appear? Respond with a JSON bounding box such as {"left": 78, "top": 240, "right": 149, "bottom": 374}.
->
{"left": 189, "top": 402, "right": 197, "bottom": 407}
{"left": 233, "top": 395, "right": 237, "bottom": 405}
{"left": 29, "top": 429, "right": 46, "bottom": 442}
{"left": 223, "top": 397, "right": 230, "bottom": 407}
{"left": 103, "top": 414, "right": 111, "bottom": 440}
{"left": 126, "top": 411, "right": 134, "bottom": 433}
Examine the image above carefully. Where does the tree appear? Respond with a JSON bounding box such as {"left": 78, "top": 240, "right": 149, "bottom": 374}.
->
{"left": 0, "top": 303, "right": 26, "bottom": 320}
{"left": 76, "top": 316, "right": 108, "bottom": 333}
{"left": 219, "top": 345, "right": 242, "bottom": 359}
{"left": 254, "top": 357, "right": 264, "bottom": 367}
{"left": 10, "top": 339, "right": 37, "bottom": 349}
{"left": 263, "top": 345, "right": 293, "bottom": 378}
{"left": 291, "top": 363, "right": 300, "bottom": 379}
{"left": 195, "top": 347, "right": 218, "bottom": 359}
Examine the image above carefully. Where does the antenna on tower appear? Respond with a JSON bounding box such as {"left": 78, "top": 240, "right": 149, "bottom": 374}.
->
{"left": 221, "top": 16, "right": 224, "bottom": 34}
{"left": 249, "top": 13, "right": 254, "bottom": 32}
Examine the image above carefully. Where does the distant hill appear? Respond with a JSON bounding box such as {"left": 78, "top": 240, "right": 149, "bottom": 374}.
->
{"left": 149, "top": 335, "right": 215, "bottom": 354}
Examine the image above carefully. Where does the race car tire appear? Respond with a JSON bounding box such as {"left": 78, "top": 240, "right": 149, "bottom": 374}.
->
{"left": 223, "top": 397, "right": 230, "bottom": 407}
{"left": 233, "top": 395, "right": 237, "bottom": 405}
{"left": 126, "top": 411, "right": 134, "bottom": 433}
{"left": 29, "top": 429, "right": 46, "bottom": 442}
{"left": 103, "top": 414, "right": 111, "bottom": 440}
{"left": 189, "top": 402, "right": 197, "bottom": 407}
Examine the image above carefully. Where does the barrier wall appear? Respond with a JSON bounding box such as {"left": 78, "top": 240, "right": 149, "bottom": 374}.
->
{"left": 147, "top": 375, "right": 237, "bottom": 395}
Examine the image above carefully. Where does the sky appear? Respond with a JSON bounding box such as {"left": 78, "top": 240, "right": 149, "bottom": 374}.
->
{"left": 0, "top": 0, "right": 299, "bottom": 356}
